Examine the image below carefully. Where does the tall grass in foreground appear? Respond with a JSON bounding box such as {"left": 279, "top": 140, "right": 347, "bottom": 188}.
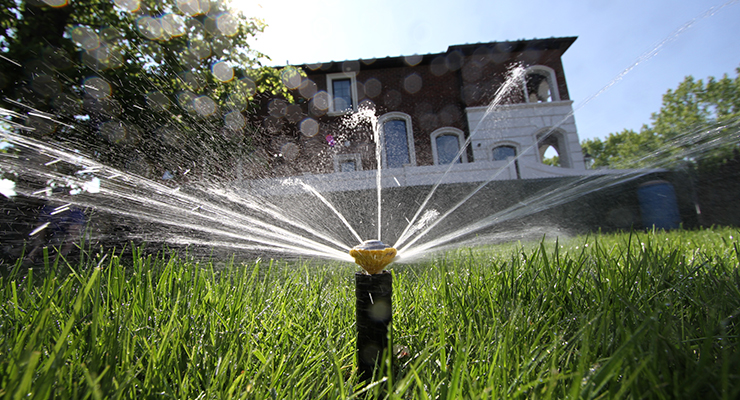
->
{"left": 0, "top": 228, "right": 739, "bottom": 399}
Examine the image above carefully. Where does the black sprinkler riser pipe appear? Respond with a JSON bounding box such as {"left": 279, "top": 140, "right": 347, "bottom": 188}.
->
{"left": 355, "top": 271, "right": 392, "bottom": 382}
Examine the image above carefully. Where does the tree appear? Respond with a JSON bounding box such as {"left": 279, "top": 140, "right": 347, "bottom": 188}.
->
{"left": 0, "top": 0, "right": 294, "bottom": 181}
{"left": 582, "top": 67, "right": 740, "bottom": 170}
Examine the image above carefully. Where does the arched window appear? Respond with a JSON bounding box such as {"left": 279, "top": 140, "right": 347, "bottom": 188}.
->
{"left": 378, "top": 112, "right": 416, "bottom": 168}
{"left": 430, "top": 127, "right": 467, "bottom": 165}
{"left": 536, "top": 128, "right": 570, "bottom": 168}
{"left": 523, "top": 66, "right": 560, "bottom": 103}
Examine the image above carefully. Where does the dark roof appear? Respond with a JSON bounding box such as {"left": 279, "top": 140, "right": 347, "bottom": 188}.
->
{"left": 302, "top": 36, "right": 577, "bottom": 74}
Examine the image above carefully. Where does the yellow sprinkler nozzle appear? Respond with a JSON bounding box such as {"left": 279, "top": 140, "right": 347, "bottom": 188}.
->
{"left": 349, "top": 240, "right": 397, "bottom": 275}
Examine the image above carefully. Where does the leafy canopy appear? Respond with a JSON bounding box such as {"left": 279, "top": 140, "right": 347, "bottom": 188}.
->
{"left": 581, "top": 67, "right": 740, "bottom": 170}
{"left": 0, "top": 0, "right": 297, "bottom": 179}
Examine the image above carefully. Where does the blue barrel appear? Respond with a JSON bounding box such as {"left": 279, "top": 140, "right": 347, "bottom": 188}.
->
{"left": 637, "top": 180, "right": 681, "bottom": 230}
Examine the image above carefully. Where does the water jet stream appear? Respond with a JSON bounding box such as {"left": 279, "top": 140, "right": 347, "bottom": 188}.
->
{"left": 394, "top": 1, "right": 738, "bottom": 254}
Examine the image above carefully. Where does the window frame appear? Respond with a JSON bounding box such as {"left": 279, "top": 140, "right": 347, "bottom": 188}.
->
{"left": 523, "top": 65, "right": 560, "bottom": 103}
{"left": 430, "top": 127, "right": 467, "bottom": 165}
{"left": 327, "top": 72, "right": 358, "bottom": 115}
{"left": 377, "top": 112, "right": 416, "bottom": 168}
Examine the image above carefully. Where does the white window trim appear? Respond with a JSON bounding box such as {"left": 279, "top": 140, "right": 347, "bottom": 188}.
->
{"left": 534, "top": 128, "right": 570, "bottom": 168}
{"left": 430, "top": 127, "right": 468, "bottom": 165}
{"left": 377, "top": 112, "right": 416, "bottom": 168}
{"left": 327, "top": 72, "right": 358, "bottom": 115}
{"left": 333, "top": 153, "right": 363, "bottom": 173}
{"left": 489, "top": 142, "right": 521, "bottom": 162}
{"left": 523, "top": 65, "right": 560, "bottom": 103}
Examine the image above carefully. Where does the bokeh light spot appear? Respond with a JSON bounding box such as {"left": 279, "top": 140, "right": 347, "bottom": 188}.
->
{"left": 268, "top": 99, "right": 287, "bottom": 117}
{"left": 216, "top": 13, "right": 238, "bottom": 36}
{"left": 137, "top": 16, "right": 163, "bottom": 40}
{"left": 404, "top": 54, "right": 423, "bottom": 67}
{"left": 312, "top": 91, "right": 329, "bottom": 111}
{"left": 300, "top": 118, "right": 319, "bottom": 137}
{"left": 161, "top": 13, "right": 186, "bottom": 37}
{"left": 430, "top": 55, "right": 448, "bottom": 76}
{"left": 364, "top": 78, "right": 382, "bottom": 98}
{"left": 280, "top": 67, "right": 302, "bottom": 90}
{"left": 177, "top": 90, "right": 197, "bottom": 113}
{"left": 189, "top": 38, "right": 211, "bottom": 59}
{"left": 280, "top": 142, "right": 299, "bottom": 161}
{"left": 193, "top": 95, "right": 217, "bottom": 117}
{"left": 224, "top": 111, "right": 246, "bottom": 130}
{"left": 298, "top": 79, "right": 317, "bottom": 99}
{"left": 211, "top": 61, "right": 234, "bottom": 82}
{"left": 42, "top": 0, "right": 68, "bottom": 7}
{"left": 177, "top": 0, "right": 209, "bottom": 16}
{"left": 113, "top": 0, "right": 139, "bottom": 12}
{"left": 71, "top": 26, "right": 100, "bottom": 51}
{"left": 403, "top": 73, "right": 422, "bottom": 94}
{"left": 84, "top": 77, "right": 111, "bottom": 99}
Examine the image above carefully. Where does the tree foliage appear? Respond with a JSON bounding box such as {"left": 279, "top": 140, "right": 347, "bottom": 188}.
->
{"left": 0, "top": 0, "right": 294, "bottom": 180}
{"left": 582, "top": 67, "right": 740, "bottom": 170}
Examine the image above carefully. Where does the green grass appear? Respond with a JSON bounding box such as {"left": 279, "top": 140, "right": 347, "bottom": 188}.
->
{"left": 1, "top": 228, "right": 739, "bottom": 399}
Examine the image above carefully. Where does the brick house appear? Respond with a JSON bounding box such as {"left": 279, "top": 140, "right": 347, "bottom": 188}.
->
{"left": 245, "top": 36, "right": 588, "bottom": 192}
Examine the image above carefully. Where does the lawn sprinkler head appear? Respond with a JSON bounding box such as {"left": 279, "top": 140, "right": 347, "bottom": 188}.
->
{"left": 349, "top": 240, "right": 397, "bottom": 275}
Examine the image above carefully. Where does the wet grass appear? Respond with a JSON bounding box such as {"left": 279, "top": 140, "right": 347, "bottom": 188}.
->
{"left": 1, "top": 228, "right": 739, "bottom": 399}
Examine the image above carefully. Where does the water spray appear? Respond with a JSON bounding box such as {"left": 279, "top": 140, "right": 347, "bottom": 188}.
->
{"left": 349, "top": 240, "right": 397, "bottom": 381}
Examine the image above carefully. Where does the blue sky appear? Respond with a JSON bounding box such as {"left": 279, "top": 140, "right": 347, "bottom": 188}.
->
{"left": 233, "top": 0, "right": 740, "bottom": 142}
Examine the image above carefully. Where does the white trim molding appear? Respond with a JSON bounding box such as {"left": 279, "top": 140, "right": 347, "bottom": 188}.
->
{"left": 430, "top": 127, "right": 468, "bottom": 165}
{"left": 326, "top": 72, "right": 358, "bottom": 115}
{"left": 377, "top": 112, "right": 416, "bottom": 168}
{"left": 523, "top": 65, "right": 560, "bottom": 103}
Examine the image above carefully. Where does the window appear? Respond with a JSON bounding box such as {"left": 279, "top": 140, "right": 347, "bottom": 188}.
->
{"left": 327, "top": 72, "right": 358, "bottom": 114}
{"left": 430, "top": 127, "right": 467, "bottom": 165}
{"left": 492, "top": 144, "right": 520, "bottom": 179}
{"left": 333, "top": 153, "right": 363, "bottom": 173}
{"left": 536, "top": 128, "right": 570, "bottom": 168}
{"left": 378, "top": 112, "right": 416, "bottom": 168}
{"left": 523, "top": 66, "right": 560, "bottom": 103}
{"left": 492, "top": 145, "right": 516, "bottom": 161}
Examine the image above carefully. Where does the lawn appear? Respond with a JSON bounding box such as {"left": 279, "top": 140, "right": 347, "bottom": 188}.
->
{"left": 1, "top": 228, "right": 739, "bottom": 399}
